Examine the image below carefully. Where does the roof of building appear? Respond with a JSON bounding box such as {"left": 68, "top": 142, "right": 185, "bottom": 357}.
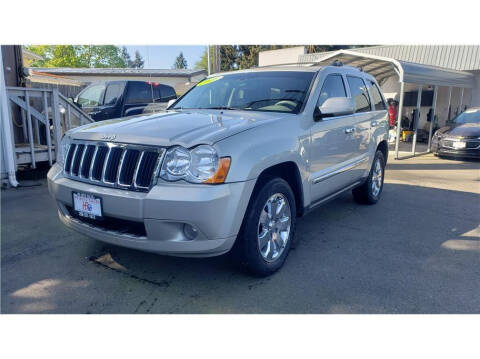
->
{"left": 300, "top": 45, "right": 480, "bottom": 71}
{"left": 28, "top": 67, "right": 207, "bottom": 78}
{"left": 308, "top": 50, "right": 475, "bottom": 88}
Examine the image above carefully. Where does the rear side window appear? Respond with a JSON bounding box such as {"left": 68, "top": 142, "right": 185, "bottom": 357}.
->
{"left": 317, "top": 74, "right": 347, "bottom": 107}
{"left": 151, "top": 84, "right": 177, "bottom": 102}
{"left": 368, "top": 81, "right": 386, "bottom": 111}
{"left": 347, "top": 76, "right": 371, "bottom": 113}
{"left": 103, "top": 82, "right": 125, "bottom": 106}
{"left": 126, "top": 82, "right": 153, "bottom": 104}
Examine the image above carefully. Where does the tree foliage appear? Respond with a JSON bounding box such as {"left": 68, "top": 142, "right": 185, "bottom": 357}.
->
{"left": 194, "top": 45, "right": 370, "bottom": 74}
{"left": 26, "top": 45, "right": 129, "bottom": 68}
{"left": 173, "top": 52, "right": 188, "bottom": 69}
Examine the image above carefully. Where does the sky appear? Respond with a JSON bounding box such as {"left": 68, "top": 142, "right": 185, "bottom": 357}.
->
{"left": 124, "top": 45, "right": 205, "bottom": 69}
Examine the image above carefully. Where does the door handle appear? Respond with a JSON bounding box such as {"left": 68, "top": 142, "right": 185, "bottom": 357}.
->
{"left": 371, "top": 120, "right": 378, "bottom": 127}
{"left": 345, "top": 127, "right": 355, "bottom": 134}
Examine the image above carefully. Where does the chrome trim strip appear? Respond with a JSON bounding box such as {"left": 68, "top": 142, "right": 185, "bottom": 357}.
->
{"left": 78, "top": 145, "right": 89, "bottom": 178}
{"left": 101, "top": 147, "right": 113, "bottom": 184}
{"left": 132, "top": 151, "right": 145, "bottom": 189}
{"left": 116, "top": 149, "right": 128, "bottom": 187}
{"left": 312, "top": 156, "right": 369, "bottom": 184}
{"left": 69, "top": 145, "right": 79, "bottom": 176}
{"left": 88, "top": 145, "right": 99, "bottom": 180}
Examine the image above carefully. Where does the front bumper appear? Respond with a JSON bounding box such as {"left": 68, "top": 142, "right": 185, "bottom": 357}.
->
{"left": 432, "top": 142, "right": 480, "bottom": 159}
{"left": 47, "top": 164, "right": 255, "bottom": 257}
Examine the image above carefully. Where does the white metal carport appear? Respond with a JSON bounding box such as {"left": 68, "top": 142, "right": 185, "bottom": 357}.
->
{"left": 306, "top": 50, "right": 475, "bottom": 159}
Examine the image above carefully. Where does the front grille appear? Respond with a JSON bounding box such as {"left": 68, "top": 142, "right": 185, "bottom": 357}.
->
{"left": 64, "top": 141, "right": 164, "bottom": 192}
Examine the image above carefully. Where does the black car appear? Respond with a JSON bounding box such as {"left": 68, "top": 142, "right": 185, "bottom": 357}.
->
{"left": 73, "top": 80, "right": 177, "bottom": 121}
{"left": 432, "top": 107, "right": 480, "bottom": 159}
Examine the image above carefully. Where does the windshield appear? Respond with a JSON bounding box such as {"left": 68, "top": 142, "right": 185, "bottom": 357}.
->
{"left": 173, "top": 71, "right": 315, "bottom": 114}
{"left": 452, "top": 109, "right": 480, "bottom": 124}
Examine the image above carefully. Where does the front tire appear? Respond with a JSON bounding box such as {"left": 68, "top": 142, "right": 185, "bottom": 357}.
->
{"left": 352, "top": 150, "right": 385, "bottom": 205}
{"left": 234, "top": 177, "right": 296, "bottom": 276}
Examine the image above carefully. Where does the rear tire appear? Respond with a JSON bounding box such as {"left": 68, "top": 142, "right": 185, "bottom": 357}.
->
{"left": 352, "top": 150, "right": 385, "bottom": 205}
{"left": 233, "top": 177, "right": 296, "bottom": 277}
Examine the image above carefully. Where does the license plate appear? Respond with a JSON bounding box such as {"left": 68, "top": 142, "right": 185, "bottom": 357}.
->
{"left": 452, "top": 141, "right": 466, "bottom": 149}
{"left": 72, "top": 192, "right": 102, "bottom": 219}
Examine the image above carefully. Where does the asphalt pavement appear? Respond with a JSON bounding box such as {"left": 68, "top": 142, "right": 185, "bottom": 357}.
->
{"left": 2, "top": 154, "right": 479, "bottom": 313}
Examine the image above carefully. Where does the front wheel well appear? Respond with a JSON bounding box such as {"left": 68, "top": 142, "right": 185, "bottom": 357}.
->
{"left": 252, "top": 162, "right": 304, "bottom": 217}
{"left": 376, "top": 140, "right": 388, "bottom": 164}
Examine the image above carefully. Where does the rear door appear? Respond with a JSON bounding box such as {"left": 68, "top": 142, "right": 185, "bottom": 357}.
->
{"left": 309, "top": 73, "right": 359, "bottom": 201}
{"left": 123, "top": 81, "right": 154, "bottom": 117}
{"left": 345, "top": 75, "right": 374, "bottom": 179}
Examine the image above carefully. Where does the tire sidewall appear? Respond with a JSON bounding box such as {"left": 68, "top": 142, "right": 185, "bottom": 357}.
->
{"left": 242, "top": 178, "right": 296, "bottom": 276}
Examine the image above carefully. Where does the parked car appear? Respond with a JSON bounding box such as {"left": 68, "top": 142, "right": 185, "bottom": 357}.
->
{"left": 73, "top": 81, "right": 177, "bottom": 121}
{"left": 47, "top": 64, "right": 389, "bottom": 276}
{"left": 432, "top": 107, "right": 480, "bottom": 159}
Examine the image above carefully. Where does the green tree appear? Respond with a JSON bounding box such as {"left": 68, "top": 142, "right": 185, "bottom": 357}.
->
{"left": 25, "top": 45, "right": 127, "bottom": 68}
{"left": 237, "top": 45, "right": 261, "bottom": 69}
{"left": 194, "top": 47, "right": 212, "bottom": 73}
{"left": 121, "top": 46, "right": 132, "bottom": 67}
{"left": 173, "top": 52, "right": 188, "bottom": 69}
{"left": 220, "top": 45, "right": 237, "bottom": 71}
{"left": 131, "top": 50, "right": 144, "bottom": 68}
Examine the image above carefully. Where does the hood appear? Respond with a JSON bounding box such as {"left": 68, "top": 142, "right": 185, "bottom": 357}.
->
{"left": 437, "top": 122, "right": 480, "bottom": 138}
{"left": 68, "top": 110, "right": 287, "bottom": 147}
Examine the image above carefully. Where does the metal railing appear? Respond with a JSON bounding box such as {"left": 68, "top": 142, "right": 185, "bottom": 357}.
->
{"left": 6, "top": 87, "right": 93, "bottom": 168}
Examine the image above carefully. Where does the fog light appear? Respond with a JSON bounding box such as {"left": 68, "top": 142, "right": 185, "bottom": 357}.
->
{"left": 183, "top": 223, "right": 198, "bottom": 240}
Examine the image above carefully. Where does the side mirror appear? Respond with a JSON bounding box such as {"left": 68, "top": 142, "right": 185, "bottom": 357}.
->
{"left": 167, "top": 99, "right": 176, "bottom": 109}
{"left": 314, "top": 97, "right": 355, "bottom": 121}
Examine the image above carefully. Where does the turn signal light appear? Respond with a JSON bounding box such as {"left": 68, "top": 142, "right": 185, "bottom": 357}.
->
{"left": 203, "top": 157, "right": 231, "bottom": 184}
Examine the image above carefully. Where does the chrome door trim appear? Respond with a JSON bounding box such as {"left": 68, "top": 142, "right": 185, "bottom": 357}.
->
{"left": 312, "top": 155, "right": 368, "bottom": 184}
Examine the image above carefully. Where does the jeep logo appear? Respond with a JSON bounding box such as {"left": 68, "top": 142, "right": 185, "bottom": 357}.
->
{"left": 101, "top": 134, "right": 117, "bottom": 141}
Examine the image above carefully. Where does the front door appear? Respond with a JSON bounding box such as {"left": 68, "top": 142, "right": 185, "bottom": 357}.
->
{"left": 309, "top": 74, "right": 359, "bottom": 202}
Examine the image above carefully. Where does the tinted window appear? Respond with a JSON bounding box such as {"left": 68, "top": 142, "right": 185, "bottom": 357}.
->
{"left": 347, "top": 76, "right": 371, "bottom": 113}
{"left": 317, "top": 74, "right": 347, "bottom": 107}
{"left": 173, "top": 71, "right": 315, "bottom": 114}
{"left": 368, "top": 81, "right": 386, "bottom": 110}
{"left": 151, "top": 83, "right": 177, "bottom": 102}
{"left": 159, "top": 84, "right": 176, "bottom": 101}
{"left": 77, "top": 84, "right": 106, "bottom": 107}
{"left": 103, "top": 82, "right": 125, "bottom": 106}
{"left": 126, "top": 82, "right": 153, "bottom": 104}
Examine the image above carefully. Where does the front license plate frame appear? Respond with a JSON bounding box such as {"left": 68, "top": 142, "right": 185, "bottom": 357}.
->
{"left": 72, "top": 192, "right": 103, "bottom": 220}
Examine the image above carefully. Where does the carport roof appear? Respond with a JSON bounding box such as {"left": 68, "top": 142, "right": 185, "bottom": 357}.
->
{"left": 303, "top": 50, "right": 475, "bottom": 88}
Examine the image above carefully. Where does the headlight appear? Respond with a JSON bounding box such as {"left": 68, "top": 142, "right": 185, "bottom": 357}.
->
{"left": 160, "top": 145, "right": 230, "bottom": 184}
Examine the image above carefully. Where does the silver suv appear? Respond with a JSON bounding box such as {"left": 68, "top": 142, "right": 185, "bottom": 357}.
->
{"left": 48, "top": 64, "right": 388, "bottom": 276}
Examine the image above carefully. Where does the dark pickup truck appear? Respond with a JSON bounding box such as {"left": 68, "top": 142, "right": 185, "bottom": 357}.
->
{"left": 73, "top": 80, "right": 177, "bottom": 121}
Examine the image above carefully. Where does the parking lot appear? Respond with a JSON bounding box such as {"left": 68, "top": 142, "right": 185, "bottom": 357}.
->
{"left": 1, "top": 154, "right": 479, "bottom": 314}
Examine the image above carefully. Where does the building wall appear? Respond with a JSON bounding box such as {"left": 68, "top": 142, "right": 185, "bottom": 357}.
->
{"left": 380, "top": 75, "right": 477, "bottom": 130}
{"left": 258, "top": 46, "right": 306, "bottom": 67}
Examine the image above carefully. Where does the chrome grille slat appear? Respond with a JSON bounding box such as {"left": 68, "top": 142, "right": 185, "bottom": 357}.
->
{"left": 63, "top": 140, "right": 164, "bottom": 193}
{"left": 88, "top": 146, "right": 99, "bottom": 180}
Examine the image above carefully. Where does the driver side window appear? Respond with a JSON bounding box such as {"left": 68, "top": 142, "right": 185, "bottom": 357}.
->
{"left": 317, "top": 74, "right": 347, "bottom": 107}
{"left": 77, "top": 84, "right": 106, "bottom": 107}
